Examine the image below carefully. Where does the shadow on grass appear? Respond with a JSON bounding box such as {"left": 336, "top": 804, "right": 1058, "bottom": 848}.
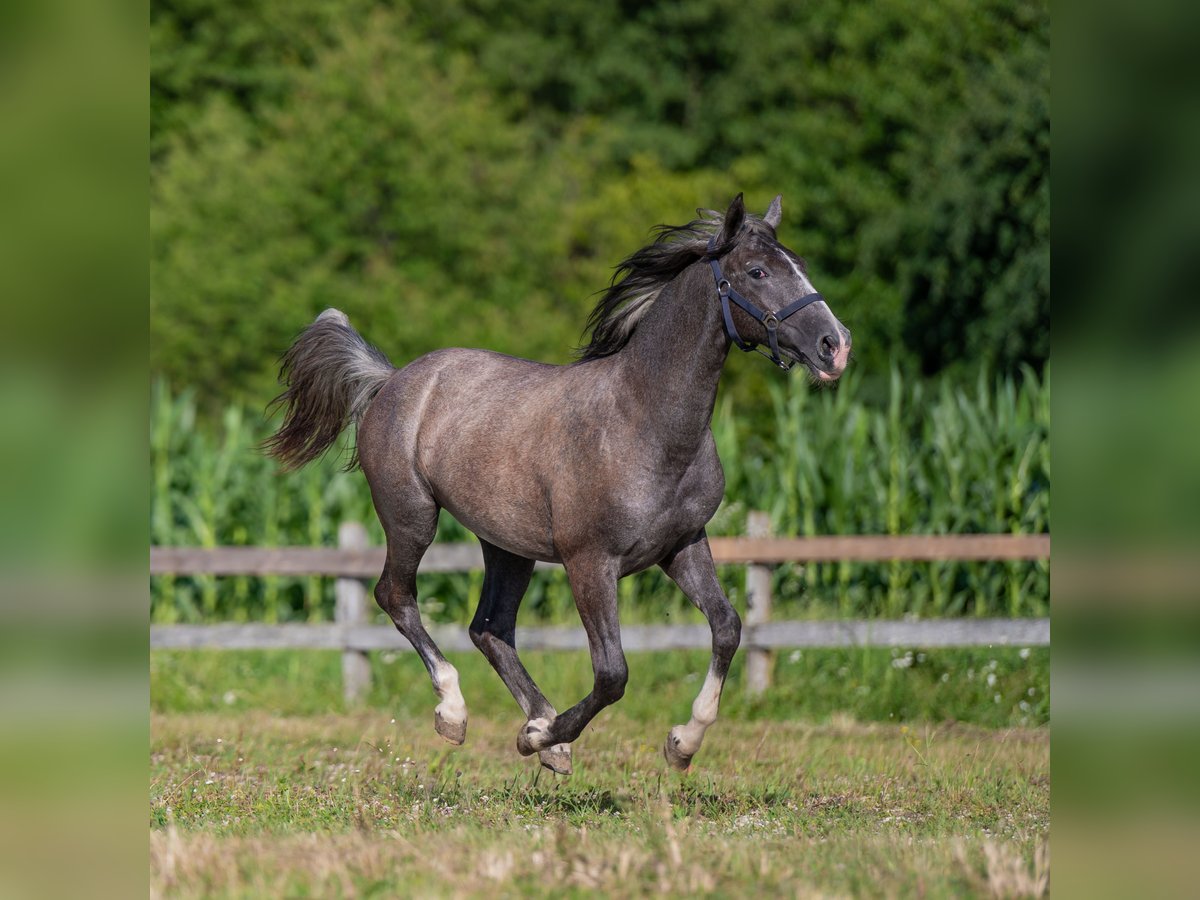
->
{"left": 486, "top": 775, "right": 798, "bottom": 820}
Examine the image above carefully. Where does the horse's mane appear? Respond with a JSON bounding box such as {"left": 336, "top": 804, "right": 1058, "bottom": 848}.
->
{"left": 576, "top": 209, "right": 771, "bottom": 360}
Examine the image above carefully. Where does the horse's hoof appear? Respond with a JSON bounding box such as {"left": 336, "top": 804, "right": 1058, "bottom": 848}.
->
{"left": 663, "top": 729, "right": 694, "bottom": 772}
{"left": 434, "top": 708, "right": 466, "bottom": 745}
{"left": 516, "top": 717, "right": 552, "bottom": 756}
{"left": 538, "top": 744, "right": 572, "bottom": 775}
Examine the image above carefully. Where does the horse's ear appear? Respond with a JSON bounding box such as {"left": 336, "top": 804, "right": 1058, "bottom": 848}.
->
{"left": 764, "top": 194, "right": 783, "bottom": 230}
{"left": 717, "top": 193, "right": 746, "bottom": 245}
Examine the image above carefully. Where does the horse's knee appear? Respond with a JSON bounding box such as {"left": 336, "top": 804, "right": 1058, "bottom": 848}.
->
{"left": 595, "top": 658, "right": 628, "bottom": 704}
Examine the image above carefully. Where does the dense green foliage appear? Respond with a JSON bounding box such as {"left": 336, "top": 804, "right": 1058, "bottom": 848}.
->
{"left": 150, "top": 367, "right": 1048, "bottom": 624}
{"left": 151, "top": 0, "right": 1049, "bottom": 412}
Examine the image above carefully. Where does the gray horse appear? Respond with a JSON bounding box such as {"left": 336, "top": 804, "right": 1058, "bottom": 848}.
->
{"left": 266, "top": 194, "right": 850, "bottom": 774}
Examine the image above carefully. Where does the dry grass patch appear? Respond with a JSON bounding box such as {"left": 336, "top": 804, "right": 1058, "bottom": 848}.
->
{"left": 151, "top": 711, "right": 1048, "bottom": 897}
{"left": 151, "top": 825, "right": 1049, "bottom": 898}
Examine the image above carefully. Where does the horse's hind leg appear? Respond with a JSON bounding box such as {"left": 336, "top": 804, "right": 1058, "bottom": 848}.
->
{"left": 374, "top": 495, "right": 468, "bottom": 744}
{"left": 659, "top": 532, "right": 741, "bottom": 771}
{"left": 468, "top": 541, "right": 571, "bottom": 774}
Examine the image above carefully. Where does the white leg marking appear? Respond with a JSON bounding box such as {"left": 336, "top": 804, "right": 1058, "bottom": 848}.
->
{"left": 517, "top": 716, "right": 554, "bottom": 755}
{"left": 524, "top": 717, "right": 553, "bottom": 748}
{"left": 432, "top": 660, "right": 467, "bottom": 725}
{"left": 671, "top": 667, "right": 724, "bottom": 757}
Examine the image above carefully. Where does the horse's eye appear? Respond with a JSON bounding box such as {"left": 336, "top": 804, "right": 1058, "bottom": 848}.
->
{"left": 749, "top": 267, "right": 768, "bottom": 280}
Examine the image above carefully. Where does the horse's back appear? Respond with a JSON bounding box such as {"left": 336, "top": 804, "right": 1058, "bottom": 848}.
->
{"left": 358, "top": 347, "right": 596, "bottom": 560}
{"left": 357, "top": 346, "right": 715, "bottom": 564}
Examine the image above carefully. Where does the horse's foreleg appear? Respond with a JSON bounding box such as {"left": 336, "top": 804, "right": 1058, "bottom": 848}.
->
{"left": 659, "top": 532, "right": 741, "bottom": 771}
{"left": 515, "top": 555, "right": 626, "bottom": 757}
{"left": 469, "top": 542, "right": 571, "bottom": 773}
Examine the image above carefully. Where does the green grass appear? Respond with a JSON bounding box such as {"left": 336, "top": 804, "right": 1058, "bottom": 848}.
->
{"left": 150, "top": 648, "right": 1049, "bottom": 896}
{"left": 152, "top": 645, "right": 1048, "bottom": 730}
{"left": 150, "top": 709, "right": 1048, "bottom": 897}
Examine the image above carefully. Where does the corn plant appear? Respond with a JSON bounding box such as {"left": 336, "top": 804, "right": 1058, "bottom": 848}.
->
{"left": 150, "top": 366, "right": 1048, "bottom": 624}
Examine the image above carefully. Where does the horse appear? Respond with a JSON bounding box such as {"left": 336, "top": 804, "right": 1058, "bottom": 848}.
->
{"left": 265, "top": 193, "right": 851, "bottom": 774}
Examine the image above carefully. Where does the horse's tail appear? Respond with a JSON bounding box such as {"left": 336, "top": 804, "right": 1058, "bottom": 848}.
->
{"left": 263, "top": 308, "right": 394, "bottom": 470}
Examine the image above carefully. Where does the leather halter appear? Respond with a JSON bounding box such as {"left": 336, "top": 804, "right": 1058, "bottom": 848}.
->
{"left": 706, "top": 236, "right": 825, "bottom": 370}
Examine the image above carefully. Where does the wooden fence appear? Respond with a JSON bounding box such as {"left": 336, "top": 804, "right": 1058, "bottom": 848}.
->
{"left": 151, "top": 517, "right": 1050, "bottom": 702}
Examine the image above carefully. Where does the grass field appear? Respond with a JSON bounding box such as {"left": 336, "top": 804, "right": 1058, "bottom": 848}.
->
{"left": 150, "top": 648, "right": 1049, "bottom": 897}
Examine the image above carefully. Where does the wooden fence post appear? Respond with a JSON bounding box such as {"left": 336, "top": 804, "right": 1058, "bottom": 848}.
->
{"left": 745, "top": 511, "right": 773, "bottom": 697}
{"left": 336, "top": 521, "right": 371, "bottom": 705}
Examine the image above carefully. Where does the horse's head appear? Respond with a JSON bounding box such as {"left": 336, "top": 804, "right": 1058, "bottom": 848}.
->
{"left": 709, "top": 193, "right": 851, "bottom": 381}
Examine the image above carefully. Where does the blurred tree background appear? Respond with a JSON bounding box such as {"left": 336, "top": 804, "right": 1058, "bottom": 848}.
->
{"left": 151, "top": 0, "right": 1049, "bottom": 413}
{"left": 150, "top": 0, "right": 1049, "bottom": 624}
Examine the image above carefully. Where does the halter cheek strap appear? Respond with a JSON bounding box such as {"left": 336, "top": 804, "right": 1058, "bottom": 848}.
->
{"left": 707, "top": 237, "right": 825, "bottom": 370}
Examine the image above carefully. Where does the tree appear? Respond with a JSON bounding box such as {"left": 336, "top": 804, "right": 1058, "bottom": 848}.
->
{"left": 152, "top": 10, "right": 571, "bottom": 406}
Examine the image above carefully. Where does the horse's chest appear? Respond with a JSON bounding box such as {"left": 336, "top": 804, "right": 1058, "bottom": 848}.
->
{"left": 550, "top": 437, "right": 724, "bottom": 567}
{"left": 612, "top": 450, "right": 724, "bottom": 560}
{"left": 667, "top": 465, "right": 724, "bottom": 530}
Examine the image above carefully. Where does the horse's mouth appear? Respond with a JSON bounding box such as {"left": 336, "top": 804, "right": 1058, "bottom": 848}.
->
{"left": 783, "top": 349, "right": 841, "bottom": 382}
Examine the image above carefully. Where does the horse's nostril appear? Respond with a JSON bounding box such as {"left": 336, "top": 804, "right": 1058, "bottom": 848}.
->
{"left": 819, "top": 334, "right": 838, "bottom": 361}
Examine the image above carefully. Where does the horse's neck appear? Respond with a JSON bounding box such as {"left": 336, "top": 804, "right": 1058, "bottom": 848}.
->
{"left": 616, "top": 263, "right": 729, "bottom": 450}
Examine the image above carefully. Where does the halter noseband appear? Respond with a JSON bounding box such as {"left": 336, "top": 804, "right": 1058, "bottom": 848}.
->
{"left": 707, "top": 236, "right": 825, "bottom": 370}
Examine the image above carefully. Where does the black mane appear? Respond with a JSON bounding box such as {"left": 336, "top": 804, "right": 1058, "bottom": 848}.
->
{"left": 576, "top": 211, "right": 773, "bottom": 360}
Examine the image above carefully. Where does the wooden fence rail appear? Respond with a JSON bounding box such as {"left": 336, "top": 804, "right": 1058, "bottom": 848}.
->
{"left": 150, "top": 521, "right": 1050, "bottom": 702}
{"left": 151, "top": 619, "right": 1050, "bottom": 654}
{"left": 150, "top": 533, "right": 1050, "bottom": 577}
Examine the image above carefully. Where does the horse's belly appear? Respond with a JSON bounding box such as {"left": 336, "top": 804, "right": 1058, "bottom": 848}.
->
{"left": 436, "top": 485, "right": 560, "bottom": 563}
{"left": 426, "top": 426, "right": 723, "bottom": 570}
{"left": 419, "top": 417, "right": 561, "bottom": 560}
